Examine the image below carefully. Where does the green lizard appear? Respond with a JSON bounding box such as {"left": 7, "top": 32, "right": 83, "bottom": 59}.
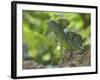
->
{"left": 48, "top": 19, "right": 83, "bottom": 63}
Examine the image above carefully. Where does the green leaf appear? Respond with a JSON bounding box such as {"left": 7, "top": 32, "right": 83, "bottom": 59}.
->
{"left": 66, "top": 32, "right": 83, "bottom": 50}
{"left": 83, "top": 44, "right": 90, "bottom": 52}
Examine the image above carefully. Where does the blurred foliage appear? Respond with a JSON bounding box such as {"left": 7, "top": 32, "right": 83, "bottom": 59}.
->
{"left": 22, "top": 10, "right": 91, "bottom": 66}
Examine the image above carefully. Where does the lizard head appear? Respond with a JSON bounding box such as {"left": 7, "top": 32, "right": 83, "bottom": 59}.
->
{"left": 57, "top": 19, "right": 70, "bottom": 29}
